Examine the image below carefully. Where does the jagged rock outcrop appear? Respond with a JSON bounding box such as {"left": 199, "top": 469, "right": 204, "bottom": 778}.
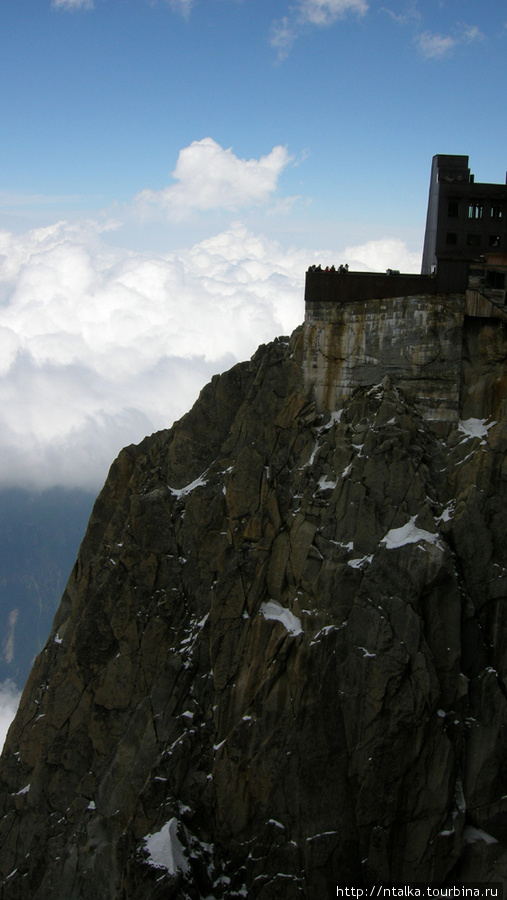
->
{"left": 1, "top": 313, "right": 507, "bottom": 898}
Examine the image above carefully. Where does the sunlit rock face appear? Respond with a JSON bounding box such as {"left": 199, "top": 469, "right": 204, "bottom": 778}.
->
{"left": 1, "top": 311, "right": 507, "bottom": 898}
{"left": 303, "top": 294, "right": 465, "bottom": 428}
{"left": 303, "top": 292, "right": 507, "bottom": 431}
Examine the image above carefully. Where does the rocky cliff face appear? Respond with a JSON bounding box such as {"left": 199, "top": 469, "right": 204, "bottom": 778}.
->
{"left": 303, "top": 292, "right": 507, "bottom": 427}
{"left": 1, "top": 307, "right": 507, "bottom": 898}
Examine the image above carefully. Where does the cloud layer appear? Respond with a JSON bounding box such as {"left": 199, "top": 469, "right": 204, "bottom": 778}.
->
{"left": 0, "top": 219, "right": 420, "bottom": 490}
{"left": 0, "top": 216, "right": 420, "bottom": 491}
{"left": 0, "top": 218, "right": 308, "bottom": 489}
{"left": 0, "top": 680, "right": 21, "bottom": 753}
{"left": 0, "top": 136, "right": 421, "bottom": 492}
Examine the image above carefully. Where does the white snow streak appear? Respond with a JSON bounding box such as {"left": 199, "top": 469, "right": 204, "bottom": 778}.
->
{"left": 463, "top": 825, "right": 498, "bottom": 845}
{"left": 143, "top": 818, "right": 189, "bottom": 874}
{"left": 317, "top": 475, "right": 337, "bottom": 491}
{"left": 260, "top": 600, "right": 303, "bottom": 636}
{"left": 381, "top": 516, "right": 443, "bottom": 550}
{"left": 458, "top": 418, "right": 496, "bottom": 440}
{"left": 347, "top": 554, "right": 373, "bottom": 569}
{"left": 168, "top": 474, "right": 207, "bottom": 498}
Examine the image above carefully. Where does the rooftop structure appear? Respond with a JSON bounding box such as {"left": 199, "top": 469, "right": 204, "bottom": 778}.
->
{"left": 304, "top": 268, "right": 437, "bottom": 308}
{"left": 302, "top": 154, "right": 507, "bottom": 432}
{"left": 421, "top": 154, "right": 507, "bottom": 292}
{"left": 305, "top": 153, "right": 507, "bottom": 309}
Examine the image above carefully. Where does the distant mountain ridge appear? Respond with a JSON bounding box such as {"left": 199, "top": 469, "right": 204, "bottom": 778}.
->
{"left": 1, "top": 299, "right": 507, "bottom": 895}
{"left": 0, "top": 488, "right": 95, "bottom": 688}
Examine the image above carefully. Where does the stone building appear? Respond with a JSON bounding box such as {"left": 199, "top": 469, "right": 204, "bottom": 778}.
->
{"left": 303, "top": 153, "right": 507, "bottom": 429}
{"left": 421, "top": 153, "right": 507, "bottom": 293}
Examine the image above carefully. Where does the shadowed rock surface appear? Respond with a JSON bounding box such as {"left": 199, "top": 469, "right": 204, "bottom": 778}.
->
{"left": 1, "top": 310, "right": 507, "bottom": 897}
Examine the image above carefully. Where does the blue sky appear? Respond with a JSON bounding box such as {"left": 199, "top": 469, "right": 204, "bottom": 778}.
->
{"left": 3, "top": 0, "right": 506, "bottom": 243}
{"left": 0, "top": 0, "right": 506, "bottom": 490}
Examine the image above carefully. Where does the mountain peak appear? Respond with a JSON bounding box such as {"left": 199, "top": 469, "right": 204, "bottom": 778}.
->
{"left": 1, "top": 309, "right": 507, "bottom": 895}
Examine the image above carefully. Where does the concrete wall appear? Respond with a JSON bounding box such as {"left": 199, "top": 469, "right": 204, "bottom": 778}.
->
{"left": 305, "top": 270, "right": 437, "bottom": 307}
{"left": 303, "top": 293, "right": 465, "bottom": 428}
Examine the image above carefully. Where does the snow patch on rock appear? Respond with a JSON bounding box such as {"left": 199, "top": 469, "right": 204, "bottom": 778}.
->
{"left": 143, "top": 818, "right": 189, "bottom": 874}
{"left": 381, "top": 516, "right": 443, "bottom": 550}
{"left": 260, "top": 600, "right": 303, "bottom": 636}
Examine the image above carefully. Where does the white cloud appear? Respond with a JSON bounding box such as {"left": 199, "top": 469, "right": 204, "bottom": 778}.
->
{"left": 52, "top": 0, "right": 191, "bottom": 12}
{"left": 271, "top": 0, "right": 367, "bottom": 58}
{"left": 381, "top": 4, "right": 420, "bottom": 27}
{"left": 297, "top": 0, "right": 368, "bottom": 27}
{"left": 416, "top": 23, "right": 483, "bottom": 59}
{"left": 460, "top": 24, "right": 483, "bottom": 44}
{"left": 0, "top": 219, "right": 308, "bottom": 489}
{"left": 134, "top": 139, "right": 293, "bottom": 217}
{"left": 0, "top": 136, "right": 420, "bottom": 493}
{"left": 169, "top": 0, "right": 193, "bottom": 16}
{"left": 417, "top": 30, "right": 456, "bottom": 58}
{"left": 0, "top": 680, "right": 21, "bottom": 753}
{"left": 270, "top": 17, "right": 297, "bottom": 61}
{"left": 342, "top": 237, "right": 421, "bottom": 272}
{"left": 52, "top": 0, "right": 94, "bottom": 9}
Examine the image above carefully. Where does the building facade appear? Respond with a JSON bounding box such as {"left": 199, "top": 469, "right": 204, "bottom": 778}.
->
{"left": 304, "top": 153, "right": 507, "bottom": 311}
{"left": 421, "top": 154, "right": 507, "bottom": 292}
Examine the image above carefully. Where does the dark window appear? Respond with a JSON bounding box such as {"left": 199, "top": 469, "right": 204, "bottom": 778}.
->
{"left": 446, "top": 232, "right": 457, "bottom": 245}
{"left": 491, "top": 205, "right": 504, "bottom": 219}
{"left": 467, "top": 233, "right": 481, "bottom": 247}
{"left": 448, "top": 201, "right": 459, "bottom": 217}
{"left": 489, "top": 235, "right": 501, "bottom": 248}
{"left": 486, "top": 270, "right": 506, "bottom": 289}
{"left": 468, "top": 202, "right": 483, "bottom": 219}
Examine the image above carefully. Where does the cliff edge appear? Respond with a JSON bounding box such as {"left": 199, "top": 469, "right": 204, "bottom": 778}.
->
{"left": 1, "top": 303, "right": 507, "bottom": 897}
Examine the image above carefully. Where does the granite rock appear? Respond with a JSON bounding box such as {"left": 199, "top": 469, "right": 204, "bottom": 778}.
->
{"left": 1, "top": 317, "right": 507, "bottom": 897}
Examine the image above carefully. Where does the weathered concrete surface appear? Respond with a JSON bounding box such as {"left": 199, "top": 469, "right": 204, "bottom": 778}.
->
{"left": 303, "top": 294, "right": 464, "bottom": 426}
{"left": 461, "top": 316, "right": 507, "bottom": 421}
{"left": 1, "top": 324, "right": 507, "bottom": 897}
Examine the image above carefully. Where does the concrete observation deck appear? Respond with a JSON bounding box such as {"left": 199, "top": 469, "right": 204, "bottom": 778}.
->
{"left": 304, "top": 269, "right": 438, "bottom": 310}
